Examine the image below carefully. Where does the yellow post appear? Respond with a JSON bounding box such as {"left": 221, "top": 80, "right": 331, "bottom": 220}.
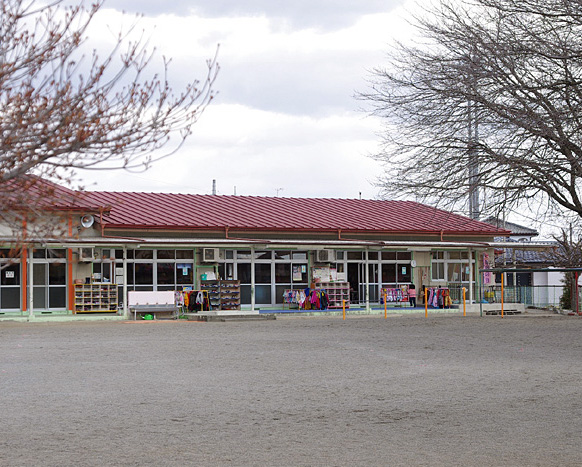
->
{"left": 384, "top": 293, "right": 387, "bottom": 319}
{"left": 343, "top": 300, "right": 346, "bottom": 320}
{"left": 462, "top": 287, "right": 466, "bottom": 317}
{"left": 425, "top": 287, "right": 428, "bottom": 318}
{"left": 501, "top": 273, "right": 504, "bottom": 318}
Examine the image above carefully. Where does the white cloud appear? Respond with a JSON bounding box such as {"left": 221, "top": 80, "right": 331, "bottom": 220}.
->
{"left": 103, "top": 0, "right": 406, "bottom": 31}
{"left": 72, "top": 0, "right": 420, "bottom": 199}
{"left": 79, "top": 103, "right": 384, "bottom": 199}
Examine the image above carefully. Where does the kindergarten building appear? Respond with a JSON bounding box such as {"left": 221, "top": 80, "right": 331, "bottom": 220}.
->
{"left": 0, "top": 179, "right": 513, "bottom": 318}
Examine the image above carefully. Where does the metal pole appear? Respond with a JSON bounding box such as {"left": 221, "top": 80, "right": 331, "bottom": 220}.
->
{"left": 463, "top": 287, "right": 466, "bottom": 317}
{"left": 576, "top": 271, "right": 579, "bottom": 315}
{"left": 501, "top": 272, "right": 505, "bottom": 318}
{"left": 343, "top": 299, "right": 346, "bottom": 320}
{"left": 384, "top": 292, "right": 387, "bottom": 319}
{"left": 468, "top": 249, "right": 474, "bottom": 303}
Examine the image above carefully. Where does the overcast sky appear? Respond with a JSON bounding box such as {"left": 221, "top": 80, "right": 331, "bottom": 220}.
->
{"left": 74, "top": 0, "right": 413, "bottom": 199}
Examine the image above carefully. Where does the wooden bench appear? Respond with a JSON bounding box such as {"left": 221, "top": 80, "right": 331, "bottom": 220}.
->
{"left": 128, "top": 291, "right": 178, "bottom": 320}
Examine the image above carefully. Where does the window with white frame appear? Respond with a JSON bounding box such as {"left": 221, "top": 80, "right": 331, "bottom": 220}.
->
{"left": 431, "top": 251, "right": 474, "bottom": 282}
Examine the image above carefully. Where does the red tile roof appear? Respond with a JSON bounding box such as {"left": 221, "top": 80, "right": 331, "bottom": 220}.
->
{"left": 2, "top": 176, "right": 99, "bottom": 212}
{"left": 84, "top": 191, "right": 509, "bottom": 237}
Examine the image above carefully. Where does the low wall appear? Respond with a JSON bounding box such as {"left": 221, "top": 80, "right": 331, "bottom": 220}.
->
{"left": 464, "top": 303, "right": 526, "bottom": 314}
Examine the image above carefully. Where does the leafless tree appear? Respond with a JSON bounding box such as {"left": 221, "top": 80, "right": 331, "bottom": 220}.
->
{"left": 360, "top": 0, "right": 582, "bottom": 223}
{"left": 0, "top": 0, "right": 218, "bottom": 244}
{"left": 549, "top": 228, "right": 582, "bottom": 311}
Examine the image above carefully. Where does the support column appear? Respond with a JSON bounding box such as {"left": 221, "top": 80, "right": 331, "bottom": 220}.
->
{"left": 67, "top": 217, "right": 74, "bottom": 314}
{"left": 365, "top": 249, "right": 370, "bottom": 312}
{"left": 123, "top": 246, "right": 128, "bottom": 319}
{"left": 251, "top": 246, "right": 255, "bottom": 312}
{"left": 28, "top": 247, "right": 34, "bottom": 319}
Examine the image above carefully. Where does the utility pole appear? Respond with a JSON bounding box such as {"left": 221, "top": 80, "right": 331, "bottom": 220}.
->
{"left": 467, "top": 50, "right": 480, "bottom": 220}
{"left": 468, "top": 99, "right": 480, "bottom": 220}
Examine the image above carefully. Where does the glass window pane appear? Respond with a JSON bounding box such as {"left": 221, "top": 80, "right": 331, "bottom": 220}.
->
{"left": 292, "top": 251, "right": 307, "bottom": 260}
{"left": 255, "top": 264, "right": 271, "bottom": 284}
{"left": 1, "top": 263, "right": 20, "bottom": 285}
{"left": 49, "top": 263, "right": 66, "bottom": 285}
{"left": 336, "top": 251, "right": 345, "bottom": 260}
{"left": 292, "top": 264, "right": 308, "bottom": 282}
{"left": 47, "top": 249, "right": 66, "bottom": 259}
{"left": 176, "top": 263, "right": 193, "bottom": 284}
{"left": 176, "top": 250, "right": 194, "bottom": 259}
{"left": 157, "top": 263, "right": 175, "bottom": 284}
{"left": 382, "top": 251, "right": 396, "bottom": 261}
{"left": 237, "top": 263, "right": 251, "bottom": 283}
{"left": 240, "top": 285, "right": 251, "bottom": 304}
{"left": 368, "top": 264, "right": 378, "bottom": 283}
{"left": 49, "top": 287, "right": 66, "bottom": 308}
{"left": 33, "top": 287, "right": 46, "bottom": 308}
{"left": 157, "top": 250, "right": 175, "bottom": 259}
{"left": 382, "top": 264, "right": 396, "bottom": 283}
{"left": 449, "top": 251, "right": 461, "bottom": 259}
{"left": 157, "top": 285, "right": 176, "bottom": 291}
{"left": 255, "top": 251, "right": 271, "bottom": 260}
{"left": 135, "top": 250, "right": 153, "bottom": 260}
{"left": 33, "top": 249, "right": 46, "bottom": 259}
{"left": 135, "top": 263, "right": 153, "bottom": 284}
{"left": 1, "top": 287, "right": 20, "bottom": 309}
{"left": 369, "top": 286, "right": 379, "bottom": 302}
{"left": 274, "top": 251, "right": 291, "bottom": 260}
{"left": 368, "top": 252, "right": 378, "bottom": 260}
{"left": 237, "top": 250, "right": 252, "bottom": 260}
{"left": 397, "top": 251, "right": 411, "bottom": 260}
{"left": 126, "top": 263, "right": 134, "bottom": 285}
{"left": 33, "top": 263, "right": 47, "bottom": 285}
{"left": 432, "top": 263, "right": 444, "bottom": 280}
{"left": 462, "top": 265, "right": 471, "bottom": 282}
{"left": 275, "top": 285, "right": 289, "bottom": 304}
{"left": 275, "top": 264, "right": 291, "bottom": 283}
{"left": 448, "top": 263, "right": 462, "bottom": 282}
{"left": 255, "top": 285, "right": 271, "bottom": 304}
{"left": 347, "top": 251, "right": 362, "bottom": 261}
{"left": 397, "top": 264, "right": 411, "bottom": 282}
{"left": 225, "top": 250, "right": 234, "bottom": 260}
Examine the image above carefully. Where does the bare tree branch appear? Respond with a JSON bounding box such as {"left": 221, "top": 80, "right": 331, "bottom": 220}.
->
{"left": 359, "top": 0, "right": 582, "bottom": 224}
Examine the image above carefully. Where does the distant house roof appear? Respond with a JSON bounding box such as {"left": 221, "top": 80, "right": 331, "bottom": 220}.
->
{"left": 495, "top": 240, "right": 558, "bottom": 266}
{"left": 481, "top": 216, "right": 539, "bottom": 237}
{"left": 83, "top": 191, "right": 511, "bottom": 237}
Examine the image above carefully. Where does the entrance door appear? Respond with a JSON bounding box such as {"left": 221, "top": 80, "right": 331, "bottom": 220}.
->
{"left": 347, "top": 263, "right": 379, "bottom": 305}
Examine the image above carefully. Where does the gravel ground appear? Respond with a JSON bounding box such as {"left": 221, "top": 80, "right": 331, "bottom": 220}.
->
{"left": 0, "top": 313, "right": 581, "bottom": 466}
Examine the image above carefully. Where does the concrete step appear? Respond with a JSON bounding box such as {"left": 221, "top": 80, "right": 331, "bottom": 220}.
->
{"left": 185, "top": 312, "right": 276, "bottom": 322}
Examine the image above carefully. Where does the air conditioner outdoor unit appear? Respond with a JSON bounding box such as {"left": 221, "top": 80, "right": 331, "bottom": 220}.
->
{"left": 78, "top": 247, "right": 94, "bottom": 262}
{"left": 202, "top": 248, "right": 219, "bottom": 262}
{"left": 316, "top": 249, "right": 335, "bottom": 263}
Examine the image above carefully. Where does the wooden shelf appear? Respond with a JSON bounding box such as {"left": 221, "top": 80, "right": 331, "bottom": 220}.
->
{"left": 74, "top": 283, "right": 118, "bottom": 313}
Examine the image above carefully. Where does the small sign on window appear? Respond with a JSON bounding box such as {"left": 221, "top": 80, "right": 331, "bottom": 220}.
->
{"left": 5, "top": 271, "right": 14, "bottom": 279}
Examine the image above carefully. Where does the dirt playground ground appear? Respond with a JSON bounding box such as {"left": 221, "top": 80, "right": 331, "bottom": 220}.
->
{"left": 0, "top": 312, "right": 581, "bottom": 466}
